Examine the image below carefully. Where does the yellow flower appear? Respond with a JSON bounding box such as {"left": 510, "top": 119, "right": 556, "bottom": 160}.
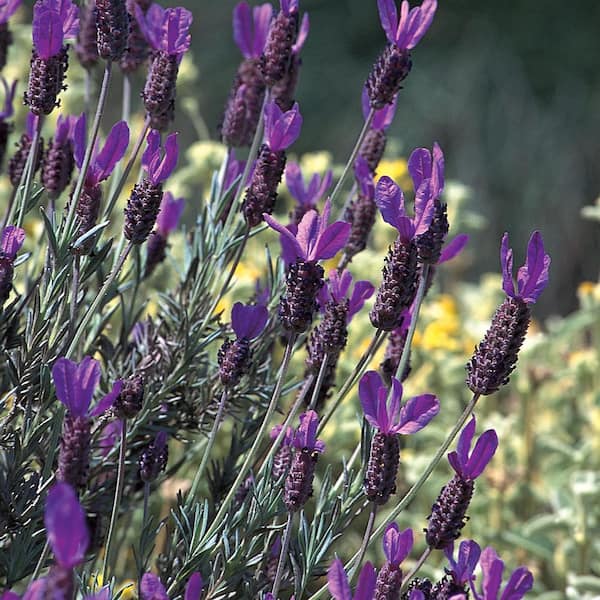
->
{"left": 299, "top": 151, "right": 333, "bottom": 176}
{"left": 234, "top": 261, "right": 262, "bottom": 284}
{"left": 375, "top": 159, "right": 410, "bottom": 190}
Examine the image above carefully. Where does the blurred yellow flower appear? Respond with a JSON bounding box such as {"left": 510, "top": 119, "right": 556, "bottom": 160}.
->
{"left": 376, "top": 158, "right": 410, "bottom": 190}
{"left": 299, "top": 151, "right": 333, "bottom": 176}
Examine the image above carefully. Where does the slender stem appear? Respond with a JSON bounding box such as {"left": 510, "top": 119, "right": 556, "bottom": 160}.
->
{"left": 329, "top": 109, "right": 374, "bottom": 207}
{"left": 271, "top": 512, "right": 294, "bottom": 598}
{"left": 15, "top": 117, "right": 43, "bottom": 228}
{"left": 0, "top": 187, "right": 17, "bottom": 230}
{"left": 337, "top": 253, "right": 350, "bottom": 274}
{"left": 308, "top": 353, "right": 329, "bottom": 411}
{"left": 65, "top": 242, "right": 132, "bottom": 357}
{"left": 203, "top": 335, "right": 296, "bottom": 541}
{"left": 102, "top": 418, "right": 128, "bottom": 582}
{"left": 349, "top": 504, "right": 377, "bottom": 579}
{"left": 30, "top": 541, "right": 49, "bottom": 583}
{"left": 215, "top": 226, "right": 250, "bottom": 302}
{"left": 64, "top": 62, "right": 113, "bottom": 241}
{"left": 84, "top": 69, "right": 93, "bottom": 120}
{"left": 122, "top": 74, "right": 131, "bottom": 124}
{"left": 395, "top": 265, "right": 429, "bottom": 382}
{"left": 400, "top": 547, "right": 431, "bottom": 591}
{"left": 139, "top": 482, "right": 150, "bottom": 581}
{"left": 187, "top": 389, "right": 228, "bottom": 505}
{"left": 69, "top": 254, "right": 81, "bottom": 340}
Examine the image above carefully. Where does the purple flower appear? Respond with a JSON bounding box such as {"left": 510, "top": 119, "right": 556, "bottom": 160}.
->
{"left": 1, "top": 592, "right": 20, "bottom": 600}
{"left": 383, "top": 523, "right": 413, "bottom": 568}
{"left": 141, "top": 130, "right": 179, "bottom": 185}
{"left": 471, "top": 546, "right": 533, "bottom": 600}
{"left": 377, "top": 0, "right": 437, "bottom": 50}
{"left": 501, "top": 231, "right": 550, "bottom": 304}
{"left": 264, "top": 199, "right": 351, "bottom": 264}
{"left": 361, "top": 85, "right": 397, "bottom": 130}
{"left": 223, "top": 149, "right": 246, "bottom": 192}
{"left": 318, "top": 270, "right": 374, "bottom": 323}
{"left": 0, "top": 0, "right": 21, "bottom": 24}
{"left": 135, "top": 4, "right": 192, "bottom": 58}
{"left": 286, "top": 162, "right": 332, "bottom": 210}
{"left": 140, "top": 572, "right": 169, "bottom": 600}
{"left": 51, "top": 356, "right": 122, "bottom": 418}
{"left": 1, "top": 226, "right": 25, "bottom": 259}
{"left": 263, "top": 100, "right": 302, "bottom": 151}
{"left": 327, "top": 558, "right": 376, "bottom": 600}
{"left": 359, "top": 370, "right": 439, "bottom": 435}
{"left": 270, "top": 423, "right": 295, "bottom": 445}
{"left": 280, "top": 0, "right": 299, "bottom": 16}
{"left": 293, "top": 12, "right": 309, "bottom": 53}
{"left": 54, "top": 113, "right": 77, "bottom": 146}
{"left": 444, "top": 540, "right": 481, "bottom": 588}
{"left": 98, "top": 420, "right": 121, "bottom": 457}
{"left": 44, "top": 482, "right": 89, "bottom": 568}
{"left": 32, "top": 0, "right": 79, "bottom": 59}
{"left": 84, "top": 588, "right": 112, "bottom": 600}
{"left": 292, "top": 410, "right": 325, "bottom": 453}
{"left": 73, "top": 115, "right": 130, "bottom": 187}
{"left": 233, "top": 2, "right": 273, "bottom": 59}
{"left": 448, "top": 417, "right": 498, "bottom": 481}
{"left": 230, "top": 301, "right": 269, "bottom": 340}
{"left": 156, "top": 191, "right": 184, "bottom": 237}
{"left": 184, "top": 573, "right": 203, "bottom": 600}
{"left": 0, "top": 78, "right": 17, "bottom": 120}
{"left": 438, "top": 233, "right": 469, "bottom": 265}
{"left": 375, "top": 175, "right": 434, "bottom": 242}
{"left": 407, "top": 142, "right": 444, "bottom": 201}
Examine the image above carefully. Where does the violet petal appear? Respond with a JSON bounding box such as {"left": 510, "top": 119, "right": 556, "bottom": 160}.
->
{"left": 232, "top": 2, "right": 253, "bottom": 58}
{"left": 405, "top": 0, "right": 437, "bottom": 49}
{"left": 354, "top": 561, "right": 376, "bottom": 600}
{"left": 464, "top": 429, "right": 498, "bottom": 480}
{"left": 140, "top": 573, "right": 169, "bottom": 600}
{"left": 33, "top": 6, "right": 63, "bottom": 59}
{"left": 90, "top": 380, "right": 123, "bottom": 417}
{"left": 377, "top": 0, "right": 398, "bottom": 45}
{"left": 407, "top": 147, "right": 432, "bottom": 192}
{"left": 52, "top": 356, "right": 100, "bottom": 417}
{"left": 395, "top": 393, "right": 439, "bottom": 434}
{"left": 311, "top": 221, "right": 350, "bottom": 261}
{"left": 438, "top": 234, "right": 468, "bottom": 264}
{"left": 184, "top": 572, "right": 203, "bottom": 600}
{"left": 327, "top": 558, "right": 352, "bottom": 600}
{"left": 231, "top": 302, "right": 269, "bottom": 339}
{"left": 163, "top": 7, "right": 192, "bottom": 56}
{"left": 93, "top": 121, "right": 130, "bottom": 183}
{"left": 0, "top": 226, "right": 25, "bottom": 258}
{"left": 156, "top": 192, "right": 185, "bottom": 235}
{"left": 480, "top": 547, "right": 503, "bottom": 599}
{"left": 263, "top": 214, "right": 303, "bottom": 260}
{"left": 516, "top": 231, "right": 550, "bottom": 304}
{"left": 500, "top": 567, "right": 534, "bottom": 600}
{"left": 375, "top": 176, "right": 405, "bottom": 231}
{"left": 500, "top": 233, "right": 516, "bottom": 298}
{"left": 253, "top": 3, "right": 274, "bottom": 56}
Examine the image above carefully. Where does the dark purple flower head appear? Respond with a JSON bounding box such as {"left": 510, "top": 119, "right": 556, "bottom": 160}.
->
{"left": 263, "top": 100, "right": 302, "bottom": 151}
{"left": 32, "top": 0, "right": 79, "bottom": 59}
{"left": 0, "top": 0, "right": 21, "bottom": 24}
{"left": 54, "top": 113, "right": 77, "bottom": 145}
{"left": 231, "top": 301, "right": 269, "bottom": 340}
{"left": 1, "top": 226, "right": 25, "bottom": 259}
{"left": 140, "top": 572, "right": 168, "bottom": 600}
{"left": 0, "top": 77, "right": 17, "bottom": 120}
{"left": 184, "top": 572, "right": 203, "bottom": 600}
{"left": 408, "top": 142, "right": 444, "bottom": 201}
{"left": 141, "top": 130, "right": 179, "bottom": 185}
{"left": 501, "top": 231, "right": 550, "bottom": 304}
{"left": 285, "top": 162, "right": 332, "bottom": 208}
{"left": 264, "top": 198, "right": 351, "bottom": 263}
{"left": 318, "top": 269, "right": 374, "bottom": 323}
{"left": 438, "top": 233, "right": 469, "bottom": 265}
{"left": 472, "top": 546, "right": 533, "bottom": 600}
{"left": 292, "top": 410, "right": 325, "bottom": 452}
{"left": 359, "top": 370, "right": 439, "bottom": 435}
{"left": 52, "top": 356, "right": 122, "bottom": 418}
{"left": 233, "top": 2, "right": 272, "bottom": 59}
{"left": 156, "top": 191, "right": 184, "bottom": 236}
{"left": 135, "top": 4, "right": 192, "bottom": 58}
{"left": 73, "top": 114, "right": 130, "bottom": 187}
{"left": 375, "top": 175, "right": 434, "bottom": 242}
{"left": 362, "top": 85, "right": 397, "bottom": 130}
{"left": 448, "top": 416, "right": 498, "bottom": 481}
{"left": 383, "top": 523, "right": 413, "bottom": 568}
{"left": 280, "top": 0, "right": 299, "bottom": 16}
{"left": 328, "top": 558, "right": 376, "bottom": 600}
{"left": 44, "top": 482, "right": 89, "bottom": 569}
{"left": 444, "top": 540, "right": 480, "bottom": 588}
{"left": 377, "top": 0, "right": 437, "bottom": 50}
{"left": 354, "top": 155, "right": 375, "bottom": 199}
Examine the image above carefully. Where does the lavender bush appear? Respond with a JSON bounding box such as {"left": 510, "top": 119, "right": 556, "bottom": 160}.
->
{"left": 5, "top": 0, "right": 596, "bottom": 598}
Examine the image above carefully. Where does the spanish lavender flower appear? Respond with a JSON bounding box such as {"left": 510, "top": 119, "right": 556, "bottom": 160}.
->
{"left": 264, "top": 199, "right": 350, "bottom": 333}
{"left": 243, "top": 100, "right": 302, "bottom": 227}
{"left": 25, "top": 0, "right": 78, "bottom": 116}
{"left": 145, "top": 191, "right": 184, "bottom": 277}
{"left": 261, "top": 0, "right": 300, "bottom": 88}
{"left": 120, "top": 0, "right": 151, "bottom": 73}
{"left": 429, "top": 540, "right": 480, "bottom": 599}
{"left": 139, "top": 430, "right": 168, "bottom": 482}
{"left": 124, "top": 130, "right": 178, "bottom": 244}
{"left": 95, "top": 0, "right": 128, "bottom": 60}
{"left": 41, "top": 113, "right": 76, "bottom": 199}
{"left": 8, "top": 112, "right": 44, "bottom": 187}
{"left": 137, "top": 4, "right": 192, "bottom": 130}
{"left": 366, "top": 0, "right": 437, "bottom": 109}
{"left": 218, "top": 301, "right": 269, "bottom": 387}
{"left": 370, "top": 174, "right": 434, "bottom": 330}
{"left": 113, "top": 372, "right": 144, "bottom": 419}
{"left": 343, "top": 156, "right": 377, "bottom": 261}
{"left": 466, "top": 231, "right": 550, "bottom": 395}
{"left": 471, "top": 545, "right": 533, "bottom": 600}
{"left": 272, "top": 12, "right": 309, "bottom": 110}
{"left": 0, "top": 226, "right": 25, "bottom": 308}
{"left": 327, "top": 558, "right": 376, "bottom": 600}
{"left": 185, "top": 572, "right": 204, "bottom": 600}
{"left": 359, "top": 86, "right": 397, "bottom": 172}
{"left": 302, "top": 270, "right": 374, "bottom": 408}
{"left": 0, "top": 0, "right": 21, "bottom": 71}
{"left": 270, "top": 424, "right": 294, "bottom": 479}
{"left": 426, "top": 417, "right": 498, "bottom": 550}
{"left": 0, "top": 77, "right": 15, "bottom": 167}
{"left": 360, "top": 370, "right": 438, "bottom": 504}
{"left": 380, "top": 306, "right": 411, "bottom": 384}
{"left": 284, "top": 410, "right": 325, "bottom": 511}
{"left": 71, "top": 114, "right": 129, "bottom": 250}
{"left": 52, "top": 356, "right": 122, "bottom": 488}
{"left": 75, "top": 0, "right": 99, "bottom": 70}
{"left": 140, "top": 572, "right": 168, "bottom": 600}
{"left": 285, "top": 161, "right": 332, "bottom": 224}
{"left": 375, "top": 524, "right": 413, "bottom": 599}
{"left": 221, "top": 2, "right": 272, "bottom": 147}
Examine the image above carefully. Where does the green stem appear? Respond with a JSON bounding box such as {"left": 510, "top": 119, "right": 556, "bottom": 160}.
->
{"left": 271, "top": 512, "right": 294, "bottom": 598}
{"left": 400, "top": 547, "right": 431, "bottom": 591}
{"left": 349, "top": 503, "right": 377, "bottom": 579}
{"left": 69, "top": 254, "right": 81, "bottom": 340}
{"left": 15, "top": 116, "right": 43, "bottom": 228}
{"left": 139, "top": 482, "right": 150, "bottom": 582}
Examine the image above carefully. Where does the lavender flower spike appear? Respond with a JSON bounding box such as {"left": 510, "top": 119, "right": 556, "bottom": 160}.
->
{"left": 140, "top": 572, "right": 169, "bottom": 600}
{"left": 286, "top": 161, "right": 332, "bottom": 224}
{"left": 139, "top": 431, "right": 169, "bottom": 482}
{"left": 375, "top": 523, "right": 413, "bottom": 597}
{"left": 95, "top": 0, "right": 129, "bottom": 61}
{"left": 42, "top": 113, "right": 77, "bottom": 198}
{"left": 0, "top": 225, "right": 25, "bottom": 308}
{"left": 327, "top": 558, "right": 376, "bottom": 600}
{"left": 472, "top": 546, "right": 533, "bottom": 600}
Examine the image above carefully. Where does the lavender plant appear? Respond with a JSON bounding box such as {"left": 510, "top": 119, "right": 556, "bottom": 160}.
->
{"left": 0, "top": 0, "right": 561, "bottom": 598}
